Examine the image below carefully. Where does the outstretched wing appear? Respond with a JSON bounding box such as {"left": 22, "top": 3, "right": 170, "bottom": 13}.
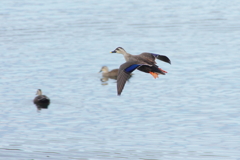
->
{"left": 151, "top": 53, "right": 171, "bottom": 64}
{"left": 140, "top": 52, "right": 171, "bottom": 64}
{"left": 117, "top": 62, "right": 149, "bottom": 95}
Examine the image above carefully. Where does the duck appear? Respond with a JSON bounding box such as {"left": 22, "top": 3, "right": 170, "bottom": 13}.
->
{"left": 111, "top": 47, "right": 171, "bottom": 95}
{"left": 99, "top": 66, "right": 119, "bottom": 79}
{"left": 33, "top": 89, "right": 50, "bottom": 105}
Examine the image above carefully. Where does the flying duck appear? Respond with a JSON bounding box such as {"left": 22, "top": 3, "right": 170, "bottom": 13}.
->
{"left": 111, "top": 47, "right": 171, "bottom": 95}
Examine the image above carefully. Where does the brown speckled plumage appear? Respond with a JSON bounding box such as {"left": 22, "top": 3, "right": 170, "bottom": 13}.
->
{"left": 111, "top": 47, "right": 171, "bottom": 95}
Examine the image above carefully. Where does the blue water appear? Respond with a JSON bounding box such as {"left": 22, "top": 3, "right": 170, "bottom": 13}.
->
{"left": 1, "top": 0, "right": 240, "bottom": 159}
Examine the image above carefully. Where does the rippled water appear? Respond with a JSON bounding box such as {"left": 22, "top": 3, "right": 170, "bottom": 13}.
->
{"left": 1, "top": 0, "right": 240, "bottom": 159}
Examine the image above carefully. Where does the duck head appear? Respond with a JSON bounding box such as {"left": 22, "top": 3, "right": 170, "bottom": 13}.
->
{"left": 111, "top": 47, "right": 127, "bottom": 54}
{"left": 99, "top": 66, "right": 109, "bottom": 73}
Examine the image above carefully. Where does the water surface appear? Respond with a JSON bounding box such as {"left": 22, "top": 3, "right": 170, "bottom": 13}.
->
{"left": 1, "top": 0, "right": 240, "bottom": 159}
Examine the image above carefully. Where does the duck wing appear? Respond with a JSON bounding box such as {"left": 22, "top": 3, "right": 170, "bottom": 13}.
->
{"left": 140, "top": 52, "right": 171, "bottom": 64}
{"left": 117, "top": 61, "right": 149, "bottom": 95}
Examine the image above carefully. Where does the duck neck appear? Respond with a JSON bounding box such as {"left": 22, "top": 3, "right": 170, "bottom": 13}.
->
{"left": 37, "top": 90, "right": 42, "bottom": 96}
{"left": 121, "top": 51, "right": 131, "bottom": 61}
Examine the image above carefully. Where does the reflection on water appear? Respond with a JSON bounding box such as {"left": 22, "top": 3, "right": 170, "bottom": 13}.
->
{"left": 34, "top": 102, "right": 50, "bottom": 111}
{"left": 1, "top": 0, "right": 240, "bottom": 159}
{"left": 99, "top": 66, "right": 119, "bottom": 85}
{"left": 101, "top": 76, "right": 116, "bottom": 82}
{"left": 99, "top": 66, "right": 118, "bottom": 83}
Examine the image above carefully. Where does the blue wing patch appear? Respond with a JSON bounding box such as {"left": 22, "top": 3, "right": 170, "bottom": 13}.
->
{"left": 124, "top": 64, "right": 141, "bottom": 73}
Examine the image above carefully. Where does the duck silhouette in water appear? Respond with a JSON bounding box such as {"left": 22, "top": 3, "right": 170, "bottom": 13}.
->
{"left": 33, "top": 89, "right": 50, "bottom": 110}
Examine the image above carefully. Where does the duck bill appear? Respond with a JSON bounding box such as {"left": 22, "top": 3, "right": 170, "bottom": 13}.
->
{"left": 110, "top": 50, "right": 116, "bottom": 53}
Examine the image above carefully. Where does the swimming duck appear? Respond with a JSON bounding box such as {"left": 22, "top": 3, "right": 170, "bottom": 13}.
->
{"left": 111, "top": 47, "right": 171, "bottom": 95}
{"left": 99, "top": 66, "right": 119, "bottom": 79}
{"left": 33, "top": 89, "right": 50, "bottom": 105}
